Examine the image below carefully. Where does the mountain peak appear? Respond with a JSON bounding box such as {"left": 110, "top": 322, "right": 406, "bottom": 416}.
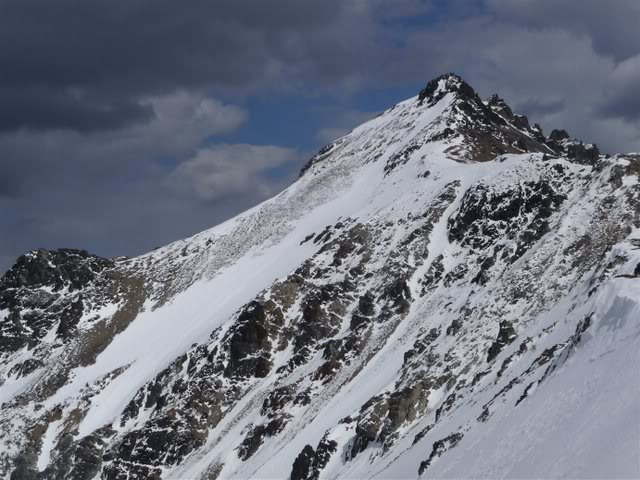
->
{"left": 418, "top": 72, "right": 477, "bottom": 106}
{"left": 486, "top": 93, "right": 514, "bottom": 117}
{"left": 1, "top": 66, "right": 638, "bottom": 479}
{"left": 300, "top": 74, "right": 605, "bottom": 179}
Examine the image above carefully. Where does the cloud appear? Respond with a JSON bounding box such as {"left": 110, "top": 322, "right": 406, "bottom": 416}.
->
{"left": 0, "top": 92, "right": 260, "bottom": 272}
{"left": 379, "top": 10, "right": 640, "bottom": 152}
{"left": 0, "top": 91, "right": 247, "bottom": 194}
{"left": 0, "top": 87, "right": 155, "bottom": 133}
{"left": 514, "top": 99, "right": 565, "bottom": 118}
{"left": 123, "top": 93, "right": 248, "bottom": 153}
{"left": 2, "top": 0, "right": 635, "bottom": 147}
{"left": 0, "top": 0, "right": 394, "bottom": 132}
{"left": 597, "top": 55, "right": 640, "bottom": 123}
{"left": 0, "top": 0, "right": 638, "bottom": 273}
{"left": 486, "top": 0, "right": 640, "bottom": 62}
{"left": 170, "top": 144, "right": 299, "bottom": 201}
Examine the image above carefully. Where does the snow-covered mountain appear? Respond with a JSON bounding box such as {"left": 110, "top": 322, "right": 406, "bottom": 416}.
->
{"left": 1, "top": 74, "right": 639, "bottom": 480}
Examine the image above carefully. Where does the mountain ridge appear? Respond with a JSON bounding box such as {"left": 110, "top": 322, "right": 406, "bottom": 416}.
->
{"left": 1, "top": 74, "right": 639, "bottom": 480}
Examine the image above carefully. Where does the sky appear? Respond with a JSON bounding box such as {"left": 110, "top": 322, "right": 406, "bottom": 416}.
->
{"left": 0, "top": 0, "right": 639, "bottom": 273}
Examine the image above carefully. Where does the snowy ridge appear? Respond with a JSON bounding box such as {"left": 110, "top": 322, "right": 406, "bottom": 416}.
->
{"left": 0, "top": 74, "right": 639, "bottom": 479}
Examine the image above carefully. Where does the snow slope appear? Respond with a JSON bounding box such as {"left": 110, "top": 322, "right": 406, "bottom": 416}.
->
{"left": 1, "top": 74, "right": 639, "bottom": 480}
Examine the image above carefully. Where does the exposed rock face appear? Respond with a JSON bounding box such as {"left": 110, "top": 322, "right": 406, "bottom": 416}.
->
{"left": 418, "top": 432, "right": 464, "bottom": 475}
{"left": 487, "top": 321, "right": 517, "bottom": 362}
{"left": 2, "top": 249, "right": 113, "bottom": 292}
{"left": 290, "top": 445, "right": 315, "bottom": 480}
{"left": 290, "top": 436, "right": 337, "bottom": 480}
{"left": 350, "top": 380, "right": 431, "bottom": 458}
{"left": 0, "top": 249, "right": 116, "bottom": 353}
{"left": 547, "top": 128, "right": 600, "bottom": 164}
{"left": 1, "top": 74, "right": 639, "bottom": 480}
{"left": 418, "top": 73, "right": 477, "bottom": 106}
{"left": 414, "top": 74, "right": 556, "bottom": 163}
{"left": 448, "top": 171, "right": 566, "bottom": 261}
{"left": 225, "top": 301, "right": 275, "bottom": 378}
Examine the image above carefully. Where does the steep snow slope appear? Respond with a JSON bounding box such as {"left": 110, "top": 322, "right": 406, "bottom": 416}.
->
{"left": 1, "top": 74, "right": 639, "bottom": 480}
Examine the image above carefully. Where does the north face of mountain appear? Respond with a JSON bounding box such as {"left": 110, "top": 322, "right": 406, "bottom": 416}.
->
{"left": 1, "top": 74, "right": 639, "bottom": 480}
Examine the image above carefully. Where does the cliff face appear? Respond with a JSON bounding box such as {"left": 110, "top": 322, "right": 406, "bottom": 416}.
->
{"left": 1, "top": 74, "right": 639, "bottom": 480}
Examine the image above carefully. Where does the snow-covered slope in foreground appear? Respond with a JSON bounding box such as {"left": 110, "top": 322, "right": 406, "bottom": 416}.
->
{"left": 1, "top": 74, "right": 639, "bottom": 480}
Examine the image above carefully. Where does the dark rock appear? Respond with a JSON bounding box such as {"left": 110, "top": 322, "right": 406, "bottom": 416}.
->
{"left": 435, "top": 392, "right": 456, "bottom": 422}
{"left": 1, "top": 249, "right": 113, "bottom": 292}
{"left": 313, "top": 437, "right": 337, "bottom": 475}
{"left": 313, "top": 359, "right": 342, "bottom": 381}
{"left": 381, "top": 278, "right": 412, "bottom": 314}
{"left": 290, "top": 445, "right": 315, "bottom": 480}
{"left": 10, "top": 451, "right": 38, "bottom": 480}
{"left": 350, "top": 291, "right": 375, "bottom": 330}
{"left": 300, "top": 233, "right": 315, "bottom": 245}
{"left": 7, "top": 358, "right": 45, "bottom": 378}
{"left": 565, "top": 142, "right": 600, "bottom": 165}
{"left": 110, "top": 417, "right": 207, "bottom": 472}
{"left": 55, "top": 297, "right": 85, "bottom": 339}
{"left": 40, "top": 427, "right": 115, "bottom": 480}
{"left": 261, "top": 385, "right": 295, "bottom": 416}
{"left": 446, "top": 319, "right": 462, "bottom": 336}
{"left": 448, "top": 177, "right": 566, "bottom": 259}
{"left": 299, "top": 142, "right": 336, "bottom": 177}
{"left": 487, "top": 321, "right": 517, "bottom": 362}
{"left": 0, "top": 249, "right": 125, "bottom": 356}
{"left": 486, "top": 94, "right": 513, "bottom": 118}
{"left": 418, "top": 432, "right": 463, "bottom": 475}
{"left": 351, "top": 381, "right": 429, "bottom": 458}
{"left": 512, "top": 114, "right": 531, "bottom": 131}
{"left": 225, "top": 301, "right": 274, "bottom": 378}
{"left": 385, "top": 144, "right": 421, "bottom": 175}
{"left": 293, "top": 287, "right": 343, "bottom": 357}
{"left": 546, "top": 129, "right": 600, "bottom": 165}
{"left": 383, "top": 384, "right": 429, "bottom": 435}
{"left": 238, "top": 418, "right": 287, "bottom": 460}
{"left": 471, "top": 255, "right": 495, "bottom": 285}
{"left": 549, "top": 129, "right": 570, "bottom": 142}
{"left": 290, "top": 436, "right": 337, "bottom": 480}
{"left": 418, "top": 73, "right": 477, "bottom": 107}
{"left": 412, "top": 424, "right": 433, "bottom": 445}
{"left": 477, "top": 407, "right": 491, "bottom": 423}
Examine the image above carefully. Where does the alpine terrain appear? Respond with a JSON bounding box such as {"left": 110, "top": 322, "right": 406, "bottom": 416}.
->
{"left": 1, "top": 74, "right": 639, "bottom": 480}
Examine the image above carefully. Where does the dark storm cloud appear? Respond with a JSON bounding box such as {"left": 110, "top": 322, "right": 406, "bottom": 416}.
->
{"left": 597, "top": 56, "right": 640, "bottom": 123}
{"left": 0, "top": 174, "right": 22, "bottom": 198}
{"left": 515, "top": 99, "right": 565, "bottom": 118}
{"left": 0, "top": 0, "right": 391, "bottom": 132}
{"left": 0, "top": 0, "right": 638, "bottom": 274}
{"left": 0, "top": 87, "right": 154, "bottom": 133}
{"left": 0, "top": 93, "right": 249, "bottom": 196}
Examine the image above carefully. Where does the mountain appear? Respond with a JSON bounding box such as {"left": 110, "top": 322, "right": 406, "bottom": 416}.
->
{"left": 1, "top": 73, "right": 639, "bottom": 480}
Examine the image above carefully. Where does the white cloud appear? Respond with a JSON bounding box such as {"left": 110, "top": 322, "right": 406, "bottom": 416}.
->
{"left": 0, "top": 93, "right": 265, "bottom": 268}
{"left": 112, "top": 92, "right": 248, "bottom": 156}
{"left": 0, "top": 92, "right": 249, "bottom": 186}
{"left": 170, "top": 144, "right": 299, "bottom": 201}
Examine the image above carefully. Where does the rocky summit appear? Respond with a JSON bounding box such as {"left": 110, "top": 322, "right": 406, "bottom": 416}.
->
{"left": 1, "top": 73, "right": 639, "bottom": 479}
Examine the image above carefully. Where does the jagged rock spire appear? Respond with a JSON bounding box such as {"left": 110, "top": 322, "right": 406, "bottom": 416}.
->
{"left": 418, "top": 73, "right": 478, "bottom": 106}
